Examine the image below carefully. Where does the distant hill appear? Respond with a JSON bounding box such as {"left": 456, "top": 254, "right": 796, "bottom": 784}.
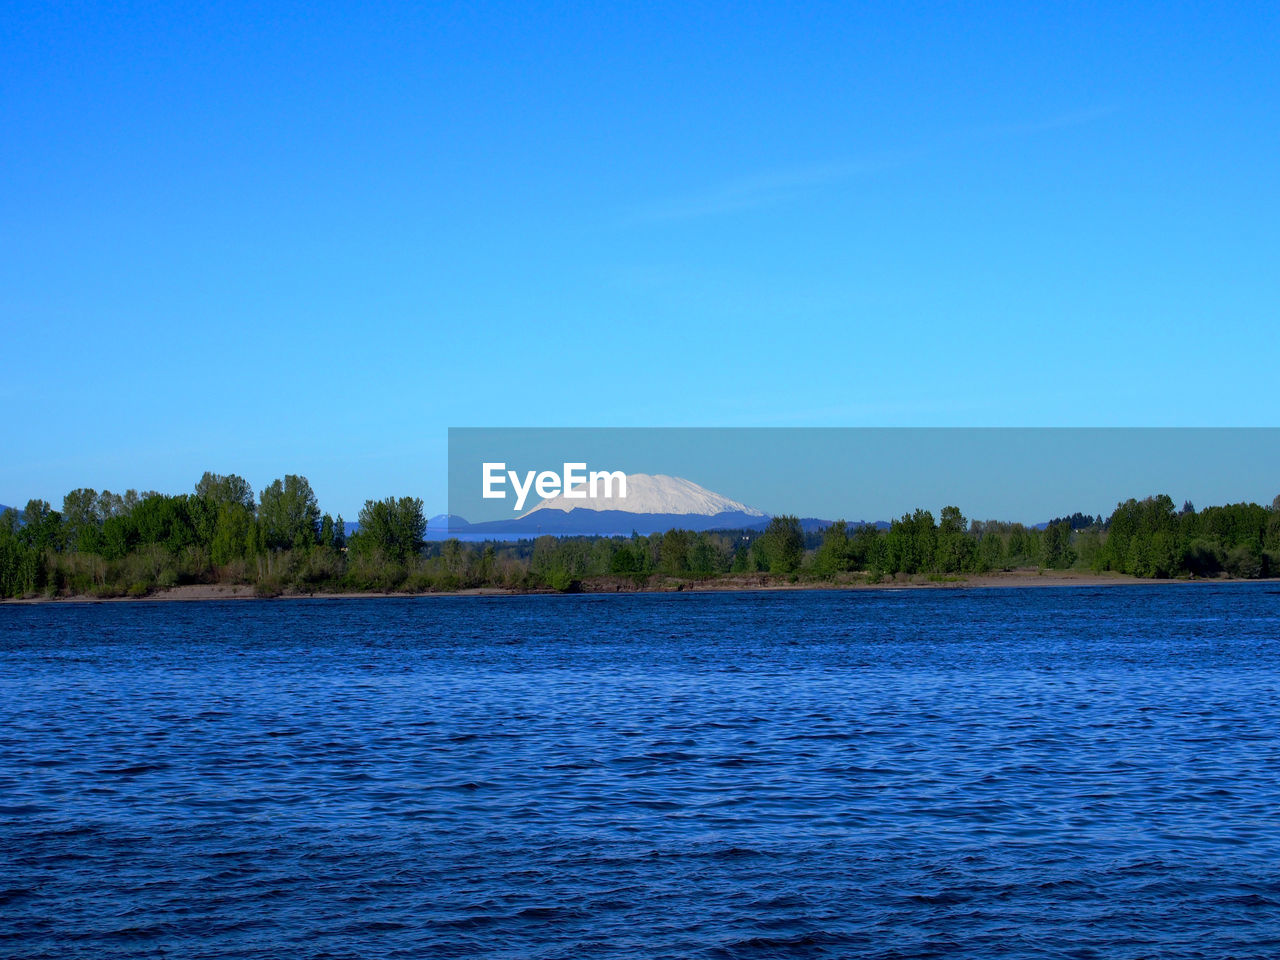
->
{"left": 788, "top": 517, "right": 890, "bottom": 534}
{"left": 424, "top": 473, "right": 900, "bottom": 541}
{"left": 426, "top": 511, "right": 890, "bottom": 542}
{"left": 460, "top": 508, "right": 771, "bottom": 538}
{"left": 705, "top": 518, "right": 889, "bottom": 536}
{"left": 0, "top": 503, "right": 17, "bottom": 516}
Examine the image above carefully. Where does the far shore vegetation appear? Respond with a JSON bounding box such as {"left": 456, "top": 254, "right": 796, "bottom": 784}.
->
{"left": 2, "top": 473, "right": 1279, "bottom": 600}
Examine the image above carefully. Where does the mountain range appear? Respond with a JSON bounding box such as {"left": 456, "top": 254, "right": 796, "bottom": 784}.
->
{"left": 430, "top": 474, "right": 881, "bottom": 539}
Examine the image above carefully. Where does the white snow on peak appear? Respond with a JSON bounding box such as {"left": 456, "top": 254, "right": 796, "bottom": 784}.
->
{"left": 521, "top": 473, "right": 766, "bottom": 518}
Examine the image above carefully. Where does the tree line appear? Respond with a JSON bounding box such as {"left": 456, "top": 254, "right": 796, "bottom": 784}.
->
{"left": 0, "top": 472, "right": 426, "bottom": 598}
{"left": 1, "top": 473, "right": 1278, "bottom": 598}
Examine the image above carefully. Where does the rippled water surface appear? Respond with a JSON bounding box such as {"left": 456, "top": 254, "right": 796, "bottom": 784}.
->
{"left": 4, "top": 585, "right": 1280, "bottom": 958}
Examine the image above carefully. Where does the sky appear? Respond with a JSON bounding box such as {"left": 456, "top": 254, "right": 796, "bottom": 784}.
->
{"left": 3, "top": 2, "right": 1278, "bottom": 517}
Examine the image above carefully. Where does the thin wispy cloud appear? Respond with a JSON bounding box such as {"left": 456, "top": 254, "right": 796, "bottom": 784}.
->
{"left": 621, "top": 104, "right": 1122, "bottom": 227}
{"left": 981, "top": 103, "right": 1124, "bottom": 136}
{"left": 621, "top": 155, "right": 916, "bottom": 226}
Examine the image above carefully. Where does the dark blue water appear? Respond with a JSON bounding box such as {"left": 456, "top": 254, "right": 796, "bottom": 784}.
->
{"left": 3, "top": 586, "right": 1280, "bottom": 959}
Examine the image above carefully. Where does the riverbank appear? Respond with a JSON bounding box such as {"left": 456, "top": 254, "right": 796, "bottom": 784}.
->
{"left": 3, "top": 568, "right": 1271, "bottom": 603}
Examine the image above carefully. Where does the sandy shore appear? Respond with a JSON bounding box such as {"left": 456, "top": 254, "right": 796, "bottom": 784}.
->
{"left": 3, "top": 569, "right": 1271, "bottom": 604}
{"left": 0, "top": 584, "right": 522, "bottom": 604}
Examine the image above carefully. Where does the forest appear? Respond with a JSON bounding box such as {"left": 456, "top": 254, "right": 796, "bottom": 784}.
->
{"left": 2, "top": 472, "right": 1278, "bottom": 598}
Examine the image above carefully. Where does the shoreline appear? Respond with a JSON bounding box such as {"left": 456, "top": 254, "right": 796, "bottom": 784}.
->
{"left": 3, "top": 569, "right": 1275, "bottom": 604}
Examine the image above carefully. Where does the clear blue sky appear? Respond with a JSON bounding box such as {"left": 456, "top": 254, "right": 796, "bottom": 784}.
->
{"left": 3, "top": 2, "right": 1277, "bottom": 517}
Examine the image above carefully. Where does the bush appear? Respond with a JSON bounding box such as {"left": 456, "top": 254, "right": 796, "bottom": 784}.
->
{"left": 1225, "top": 544, "right": 1263, "bottom": 579}
{"left": 219, "top": 558, "right": 250, "bottom": 583}
{"left": 1183, "top": 538, "right": 1225, "bottom": 577}
{"left": 299, "top": 546, "right": 343, "bottom": 586}
{"left": 344, "top": 552, "right": 406, "bottom": 592}
{"left": 543, "top": 568, "right": 576, "bottom": 592}
{"left": 177, "top": 545, "right": 211, "bottom": 582}
{"left": 402, "top": 568, "right": 438, "bottom": 592}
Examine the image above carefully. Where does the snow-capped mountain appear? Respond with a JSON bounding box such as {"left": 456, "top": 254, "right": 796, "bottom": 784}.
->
{"left": 449, "top": 474, "right": 770, "bottom": 537}
{"left": 522, "top": 473, "right": 765, "bottom": 518}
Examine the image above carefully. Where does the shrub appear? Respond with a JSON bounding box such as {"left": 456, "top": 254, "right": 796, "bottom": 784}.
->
{"left": 1225, "top": 545, "right": 1263, "bottom": 579}
{"left": 1183, "top": 539, "right": 1225, "bottom": 577}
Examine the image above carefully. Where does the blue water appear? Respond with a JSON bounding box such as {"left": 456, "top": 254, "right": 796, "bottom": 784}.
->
{"left": 3, "top": 585, "right": 1280, "bottom": 959}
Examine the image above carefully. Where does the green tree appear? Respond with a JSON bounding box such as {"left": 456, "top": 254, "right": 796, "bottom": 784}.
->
{"left": 1225, "top": 544, "right": 1263, "bottom": 579}
{"left": 478, "top": 543, "right": 497, "bottom": 581}
{"left": 1006, "top": 523, "right": 1031, "bottom": 566}
{"left": 758, "top": 515, "right": 804, "bottom": 574}
{"left": 851, "top": 523, "right": 885, "bottom": 572}
{"left": 1041, "top": 521, "right": 1075, "bottom": 570}
{"left": 259, "top": 475, "right": 321, "bottom": 551}
{"left": 1266, "top": 503, "right": 1280, "bottom": 560}
{"left": 813, "top": 520, "right": 852, "bottom": 576}
{"left": 192, "top": 473, "right": 255, "bottom": 549}
{"left": 21, "top": 500, "right": 63, "bottom": 553}
{"left": 975, "top": 530, "right": 1006, "bottom": 572}
{"left": 1147, "top": 529, "right": 1178, "bottom": 578}
{"left": 687, "top": 533, "right": 720, "bottom": 575}
{"left": 0, "top": 507, "right": 44, "bottom": 597}
{"left": 354, "top": 496, "right": 425, "bottom": 562}
{"left": 211, "top": 502, "right": 254, "bottom": 565}
{"left": 934, "top": 506, "right": 973, "bottom": 573}
{"left": 441, "top": 538, "right": 466, "bottom": 576}
{"left": 885, "top": 509, "right": 935, "bottom": 574}
{"left": 1074, "top": 527, "right": 1103, "bottom": 570}
{"left": 530, "top": 534, "right": 574, "bottom": 590}
{"left": 1182, "top": 538, "right": 1224, "bottom": 577}
{"left": 61, "top": 488, "right": 104, "bottom": 554}
{"left": 131, "top": 495, "right": 197, "bottom": 552}
{"left": 195, "top": 472, "right": 255, "bottom": 510}
{"left": 97, "top": 489, "right": 139, "bottom": 520}
{"left": 610, "top": 540, "right": 644, "bottom": 574}
{"left": 659, "top": 529, "right": 690, "bottom": 574}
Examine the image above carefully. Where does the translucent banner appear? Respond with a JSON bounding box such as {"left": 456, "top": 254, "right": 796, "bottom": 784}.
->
{"left": 441, "top": 428, "right": 1280, "bottom": 540}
